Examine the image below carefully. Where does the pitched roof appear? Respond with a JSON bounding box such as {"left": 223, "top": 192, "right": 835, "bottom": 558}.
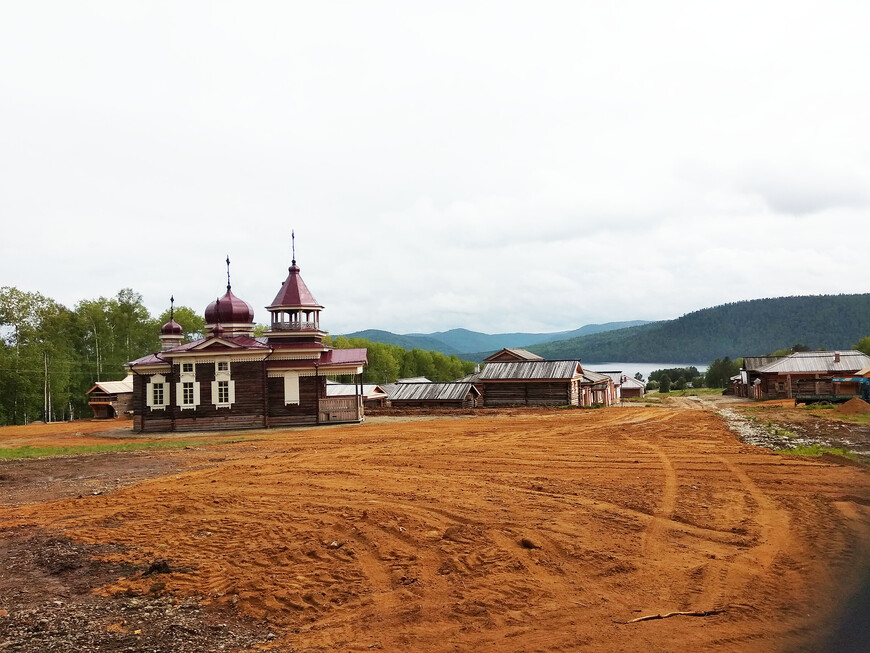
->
{"left": 581, "top": 370, "right": 611, "bottom": 384}
{"left": 743, "top": 356, "right": 785, "bottom": 372}
{"left": 388, "top": 382, "right": 480, "bottom": 402}
{"left": 326, "top": 383, "right": 388, "bottom": 399}
{"left": 268, "top": 262, "right": 322, "bottom": 309}
{"left": 90, "top": 374, "right": 134, "bottom": 395}
{"left": 757, "top": 350, "right": 870, "bottom": 374}
{"left": 397, "top": 376, "right": 431, "bottom": 384}
{"left": 480, "top": 360, "right": 582, "bottom": 381}
{"left": 483, "top": 348, "right": 544, "bottom": 362}
{"left": 619, "top": 377, "right": 646, "bottom": 389}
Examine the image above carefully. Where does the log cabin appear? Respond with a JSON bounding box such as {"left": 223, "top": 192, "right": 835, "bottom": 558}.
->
{"left": 738, "top": 350, "right": 870, "bottom": 402}
{"left": 478, "top": 360, "right": 584, "bottom": 407}
{"left": 127, "top": 253, "right": 367, "bottom": 432}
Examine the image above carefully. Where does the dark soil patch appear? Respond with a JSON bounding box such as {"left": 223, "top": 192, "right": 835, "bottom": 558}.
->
{"left": 0, "top": 451, "right": 188, "bottom": 507}
{"left": 0, "top": 526, "right": 268, "bottom": 652}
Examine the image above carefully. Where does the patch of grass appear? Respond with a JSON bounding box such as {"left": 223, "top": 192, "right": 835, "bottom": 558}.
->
{"left": 776, "top": 445, "right": 863, "bottom": 462}
{"left": 0, "top": 438, "right": 256, "bottom": 460}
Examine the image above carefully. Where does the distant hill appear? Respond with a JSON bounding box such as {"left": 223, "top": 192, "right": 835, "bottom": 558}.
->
{"left": 344, "top": 321, "right": 649, "bottom": 357}
{"left": 342, "top": 329, "right": 463, "bottom": 356}
{"left": 528, "top": 294, "right": 870, "bottom": 363}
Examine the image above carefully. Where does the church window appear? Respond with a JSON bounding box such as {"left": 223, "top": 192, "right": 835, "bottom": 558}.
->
{"left": 183, "top": 382, "right": 194, "bottom": 405}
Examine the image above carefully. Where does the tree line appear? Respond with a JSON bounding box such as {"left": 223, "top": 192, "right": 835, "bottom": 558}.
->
{"left": 0, "top": 286, "right": 477, "bottom": 425}
{"left": 326, "top": 335, "right": 477, "bottom": 385}
{"left": 0, "top": 286, "right": 203, "bottom": 425}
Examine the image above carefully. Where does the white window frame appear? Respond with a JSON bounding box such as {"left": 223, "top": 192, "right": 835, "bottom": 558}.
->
{"left": 284, "top": 371, "right": 300, "bottom": 405}
{"left": 146, "top": 373, "right": 167, "bottom": 411}
{"left": 177, "top": 361, "right": 200, "bottom": 410}
{"left": 212, "top": 359, "right": 235, "bottom": 408}
{"left": 182, "top": 362, "right": 194, "bottom": 373}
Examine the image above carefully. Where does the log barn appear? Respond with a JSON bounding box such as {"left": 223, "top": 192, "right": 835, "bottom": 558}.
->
{"left": 478, "top": 360, "right": 584, "bottom": 407}
{"left": 127, "top": 253, "right": 367, "bottom": 432}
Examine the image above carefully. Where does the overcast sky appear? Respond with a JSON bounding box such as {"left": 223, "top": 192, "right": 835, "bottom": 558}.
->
{"left": 2, "top": 1, "right": 868, "bottom": 335}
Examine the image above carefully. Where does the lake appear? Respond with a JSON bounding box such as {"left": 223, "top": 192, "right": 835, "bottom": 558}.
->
{"left": 585, "top": 362, "right": 709, "bottom": 382}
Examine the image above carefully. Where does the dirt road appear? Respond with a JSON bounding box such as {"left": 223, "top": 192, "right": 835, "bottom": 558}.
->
{"left": 2, "top": 406, "right": 869, "bottom": 651}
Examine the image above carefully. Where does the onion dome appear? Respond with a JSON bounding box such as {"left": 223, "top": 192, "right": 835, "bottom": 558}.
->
{"left": 212, "top": 322, "right": 225, "bottom": 338}
{"left": 205, "top": 288, "right": 255, "bottom": 325}
{"left": 160, "top": 318, "right": 183, "bottom": 336}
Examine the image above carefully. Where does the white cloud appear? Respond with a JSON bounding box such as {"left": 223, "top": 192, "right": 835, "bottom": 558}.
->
{"left": 1, "top": 1, "right": 869, "bottom": 336}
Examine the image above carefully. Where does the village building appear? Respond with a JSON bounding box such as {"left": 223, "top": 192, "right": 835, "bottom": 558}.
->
{"left": 736, "top": 350, "right": 870, "bottom": 401}
{"left": 580, "top": 370, "right": 617, "bottom": 406}
{"left": 127, "top": 253, "right": 367, "bottom": 432}
{"left": 86, "top": 374, "right": 134, "bottom": 419}
{"left": 478, "top": 360, "right": 584, "bottom": 407}
{"left": 326, "top": 380, "right": 390, "bottom": 408}
{"left": 387, "top": 382, "right": 481, "bottom": 408}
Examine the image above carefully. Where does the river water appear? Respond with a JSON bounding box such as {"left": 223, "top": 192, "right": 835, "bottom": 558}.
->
{"left": 584, "top": 362, "right": 709, "bottom": 382}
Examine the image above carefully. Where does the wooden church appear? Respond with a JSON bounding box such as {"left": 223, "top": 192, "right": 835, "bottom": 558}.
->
{"left": 127, "top": 251, "right": 367, "bottom": 432}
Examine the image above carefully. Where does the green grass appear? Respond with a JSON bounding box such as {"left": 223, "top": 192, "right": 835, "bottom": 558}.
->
{"left": 0, "top": 437, "right": 256, "bottom": 460}
{"left": 776, "top": 444, "right": 864, "bottom": 463}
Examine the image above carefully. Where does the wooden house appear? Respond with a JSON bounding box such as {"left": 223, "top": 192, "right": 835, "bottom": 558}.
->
{"left": 739, "top": 350, "right": 870, "bottom": 401}
{"left": 388, "top": 382, "right": 481, "bottom": 408}
{"left": 478, "top": 360, "right": 584, "bottom": 407}
{"left": 87, "top": 374, "right": 134, "bottom": 419}
{"left": 580, "top": 370, "right": 617, "bottom": 406}
{"left": 127, "top": 253, "right": 367, "bottom": 432}
{"left": 595, "top": 371, "right": 646, "bottom": 400}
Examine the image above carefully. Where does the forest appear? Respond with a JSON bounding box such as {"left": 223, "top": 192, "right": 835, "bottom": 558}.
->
{"left": 0, "top": 286, "right": 476, "bottom": 426}
{"left": 530, "top": 294, "right": 870, "bottom": 362}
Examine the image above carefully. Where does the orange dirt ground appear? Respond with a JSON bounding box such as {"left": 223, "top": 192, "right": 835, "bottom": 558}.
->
{"left": 2, "top": 407, "right": 870, "bottom": 652}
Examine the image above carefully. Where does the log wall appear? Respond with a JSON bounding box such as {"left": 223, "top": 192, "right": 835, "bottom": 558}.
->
{"left": 482, "top": 381, "right": 572, "bottom": 407}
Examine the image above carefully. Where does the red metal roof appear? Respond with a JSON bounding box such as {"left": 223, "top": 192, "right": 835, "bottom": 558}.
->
{"left": 268, "top": 263, "right": 323, "bottom": 309}
{"left": 321, "top": 348, "right": 368, "bottom": 366}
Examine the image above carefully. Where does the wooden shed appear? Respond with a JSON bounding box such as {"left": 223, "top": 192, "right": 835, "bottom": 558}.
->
{"left": 87, "top": 374, "right": 134, "bottom": 419}
{"left": 478, "top": 360, "right": 583, "bottom": 407}
{"left": 326, "top": 381, "right": 390, "bottom": 408}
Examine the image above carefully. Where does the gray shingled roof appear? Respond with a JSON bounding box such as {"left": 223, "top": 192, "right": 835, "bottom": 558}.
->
{"left": 757, "top": 351, "right": 870, "bottom": 374}
{"left": 480, "top": 360, "right": 582, "bottom": 381}
{"left": 389, "top": 382, "right": 480, "bottom": 402}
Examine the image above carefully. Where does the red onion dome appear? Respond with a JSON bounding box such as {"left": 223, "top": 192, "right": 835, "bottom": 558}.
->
{"left": 160, "top": 319, "right": 183, "bottom": 336}
{"left": 205, "top": 288, "right": 255, "bottom": 325}
{"left": 212, "top": 322, "right": 225, "bottom": 338}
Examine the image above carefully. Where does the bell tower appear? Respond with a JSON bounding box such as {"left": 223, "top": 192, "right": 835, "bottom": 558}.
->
{"left": 265, "top": 233, "right": 327, "bottom": 344}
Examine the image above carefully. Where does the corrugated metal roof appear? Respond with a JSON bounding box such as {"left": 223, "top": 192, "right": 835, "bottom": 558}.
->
{"left": 326, "top": 383, "right": 388, "bottom": 399}
{"left": 389, "top": 382, "right": 479, "bottom": 402}
{"left": 480, "top": 360, "right": 581, "bottom": 381}
{"left": 758, "top": 351, "right": 870, "bottom": 374}
{"left": 93, "top": 374, "right": 134, "bottom": 394}
{"left": 620, "top": 377, "right": 646, "bottom": 389}
{"left": 397, "top": 376, "right": 431, "bottom": 384}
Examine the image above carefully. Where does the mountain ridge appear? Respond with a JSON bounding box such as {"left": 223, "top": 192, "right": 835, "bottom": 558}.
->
{"left": 343, "top": 294, "right": 870, "bottom": 363}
